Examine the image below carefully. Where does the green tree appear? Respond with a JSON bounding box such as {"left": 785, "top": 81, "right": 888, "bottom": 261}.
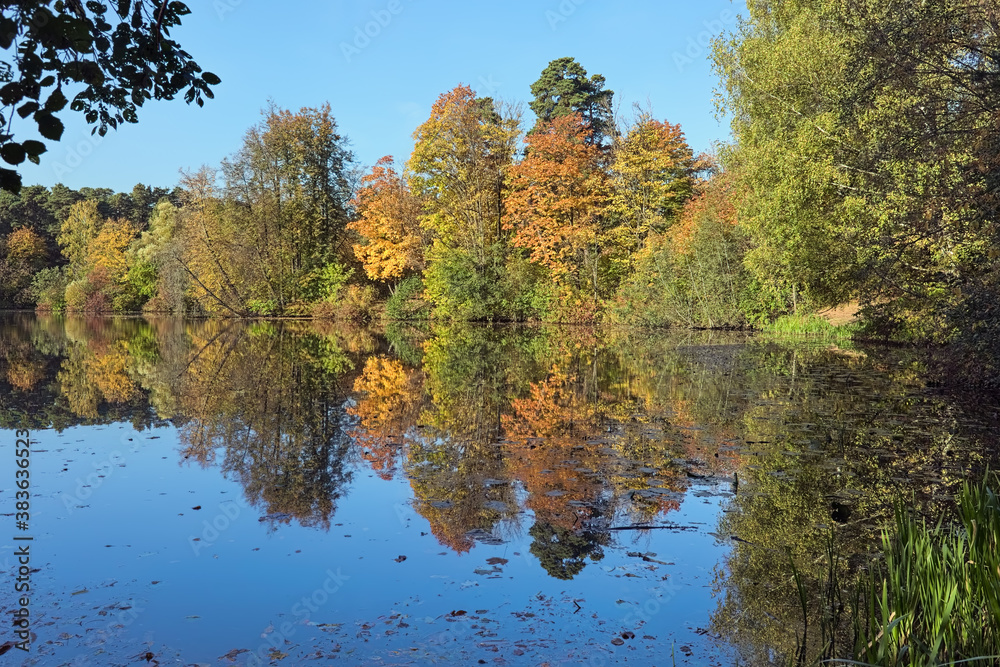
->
{"left": 407, "top": 86, "right": 523, "bottom": 320}
{"left": 57, "top": 199, "right": 101, "bottom": 280}
{"left": 713, "top": 0, "right": 1000, "bottom": 363}
{"left": 529, "top": 57, "right": 614, "bottom": 143}
{"left": 221, "top": 102, "right": 355, "bottom": 311}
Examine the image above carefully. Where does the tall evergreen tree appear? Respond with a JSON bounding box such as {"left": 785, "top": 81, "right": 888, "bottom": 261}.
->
{"left": 529, "top": 57, "right": 615, "bottom": 143}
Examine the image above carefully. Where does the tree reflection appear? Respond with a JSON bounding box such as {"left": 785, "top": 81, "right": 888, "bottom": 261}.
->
{"left": 707, "top": 344, "right": 999, "bottom": 665}
{"left": 176, "top": 322, "right": 359, "bottom": 530}
{"left": 4, "top": 312, "right": 995, "bottom": 608}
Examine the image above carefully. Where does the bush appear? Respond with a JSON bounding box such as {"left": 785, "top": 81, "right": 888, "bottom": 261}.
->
{"left": 339, "top": 284, "right": 379, "bottom": 321}
{"left": 311, "top": 284, "right": 380, "bottom": 321}
{"left": 64, "top": 279, "right": 92, "bottom": 312}
{"left": 298, "top": 262, "right": 353, "bottom": 302}
{"left": 423, "top": 245, "right": 548, "bottom": 322}
{"left": 31, "top": 267, "right": 68, "bottom": 312}
{"left": 385, "top": 276, "right": 431, "bottom": 320}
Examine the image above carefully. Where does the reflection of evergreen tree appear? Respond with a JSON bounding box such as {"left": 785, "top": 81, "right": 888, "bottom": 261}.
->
{"left": 528, "top": 521, "right": 607, "bottom": 580}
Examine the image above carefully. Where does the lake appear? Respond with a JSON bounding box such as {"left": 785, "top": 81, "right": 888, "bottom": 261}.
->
{"left": 1, "top": 314, "right": 997, "bottom": 666}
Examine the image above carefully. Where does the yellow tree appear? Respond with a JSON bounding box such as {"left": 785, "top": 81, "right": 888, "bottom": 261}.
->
{"left": 609, "top": 113, "right": 694, "bottom": 261}
{"left": 347, "top": 156, "right": 424, "bottom": 286}
{"left": 57, "top": 200, "right": 102, "bottom": 279}
{"left": 407, "top": 86, "right": 522, "bottom": 318}
{"left": 408, "top": 86, "right": 520, "bottom": 256}
{"left": 1, "top": 227, "right": 48, "bottom": 305}
{"left": 88, "top": 218, "right": 139, "bottom": 286}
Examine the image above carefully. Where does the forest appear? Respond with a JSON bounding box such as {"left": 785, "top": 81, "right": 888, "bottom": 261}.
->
{"left": 0, "top": 1, "right": 997, "bottom": 385}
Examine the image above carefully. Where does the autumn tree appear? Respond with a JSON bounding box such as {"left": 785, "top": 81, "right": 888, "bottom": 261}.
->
{"left": 347, "top": 156, "right": 424, "bottom": 287}
{"left": 175, "top": 167, "right": 252, "bottom": 316}
{"left": 609, "top": 111, "right": 694, "bottom": 270}
{"left": 407, "top": 86, "right": 523, "bottom": 320}
{"left": 506, "top": 113, "right": 611, "bottom": 313}
{"left": 0, "top": 227, "right": 48, "bottom": 305}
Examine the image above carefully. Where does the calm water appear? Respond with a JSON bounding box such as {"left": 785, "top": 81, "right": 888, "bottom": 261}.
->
{"left": 1, "top": 314, "right": 997, "bottom": 666}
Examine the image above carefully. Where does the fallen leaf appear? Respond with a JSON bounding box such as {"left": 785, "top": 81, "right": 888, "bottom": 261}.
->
{"left": 220, "top": 648, "right": 249, "bottom": 661}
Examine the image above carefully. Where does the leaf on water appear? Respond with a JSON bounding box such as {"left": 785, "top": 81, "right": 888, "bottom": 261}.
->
{"left": 220, "top": 648, "right": 249, "bottom": 661}
{"left": 486, "top": 557, "right": 508, "bottom": 566}
{"left": 71, "top": 588, "right": 88, "bottom": 595}
{"left": 192, "top": 506, "right": 201, "bottom": 510}
{"left": 611, "top": 637, "right": 625, "bottom": 646}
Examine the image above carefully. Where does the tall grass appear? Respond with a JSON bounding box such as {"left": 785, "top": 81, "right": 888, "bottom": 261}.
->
{"left": 842, "top": 475, "right": 1000, "bottom": 666}
{"left": 763, "top": 314, "right": 859, "bottom": 340}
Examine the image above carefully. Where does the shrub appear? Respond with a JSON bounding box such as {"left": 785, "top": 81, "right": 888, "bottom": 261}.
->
{"left": 338, "top": 284, "right": 379, "bottom": 322}
{"left": 64, "top": 279, "right": 92, "bottom": 312}
{"left": 385, "top": 276, "right": 431, "bottom": 320}
{"left": 312, "top": 284, "right": 380, "bottom": 321}
{"left": 31, "top": 267, "right": 68, "bottom": 312}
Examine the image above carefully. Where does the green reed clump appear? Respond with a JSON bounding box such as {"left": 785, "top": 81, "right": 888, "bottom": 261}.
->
{"left": 849, "top": 475, "right": 1000, "bottom": 666}
{"left": 763, "top": 314, "right": 859, "bottom": 340}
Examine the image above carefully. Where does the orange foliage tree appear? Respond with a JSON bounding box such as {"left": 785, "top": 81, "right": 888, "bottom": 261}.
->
{"left": 347, "top": 355, "right": 424, "bottom": 480}
{"left": 347, "top": 156, "right": 424, "bottom": 287}
{"left": 505, "top": 113, "right": 610, "bottom": 307}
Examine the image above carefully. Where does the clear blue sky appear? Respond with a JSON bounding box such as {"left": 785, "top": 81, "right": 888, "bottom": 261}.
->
{"left": 20, "top": 0, "right": 745, "bottom": 193}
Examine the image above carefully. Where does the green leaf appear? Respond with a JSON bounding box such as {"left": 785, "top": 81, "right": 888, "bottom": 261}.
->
{"left": 202, "top": 72, "right": 221, "bottom": 86}
{"left": 0, "top": 142, "right": 25, "bottom": 165}
{"left": 0, "top": 167, "right": 22, "bottom": 194}
{"left": 44, "top": 88, "right": 68, "bottom": 112}
{"left": 35, "top": 111, "right": 64, "bottom": 141}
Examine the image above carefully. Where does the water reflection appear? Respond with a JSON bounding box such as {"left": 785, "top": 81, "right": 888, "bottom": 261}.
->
{"left": 1, "top": 314, "right": 998, "bottom": 663}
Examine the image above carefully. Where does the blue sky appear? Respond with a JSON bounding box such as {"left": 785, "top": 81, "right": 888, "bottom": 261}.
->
{"left": 20, "top": 0, "right": 746, "bottom": 192}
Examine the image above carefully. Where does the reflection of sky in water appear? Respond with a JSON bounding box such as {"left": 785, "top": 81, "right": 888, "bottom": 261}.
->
{"left": 2, "top": 316, "right": 998, "bottom": 665}
{"left": 7, "top": 422, "right": 733, "bottom": 666}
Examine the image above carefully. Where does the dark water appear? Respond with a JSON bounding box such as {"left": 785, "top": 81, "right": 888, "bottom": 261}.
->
{"left": 0, "top": 314, "right": 997, "bottom": 666}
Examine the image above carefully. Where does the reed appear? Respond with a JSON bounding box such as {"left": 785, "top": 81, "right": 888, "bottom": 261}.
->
{"left": 840, "top": 474, "right": 1000, "bottom": 666}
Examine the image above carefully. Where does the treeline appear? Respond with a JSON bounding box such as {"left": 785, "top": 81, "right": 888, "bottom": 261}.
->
{"left": 0, "top": 183, "right": 180, "bottom": 311}
{"left": 0, "top": 57, "right": 777, "bottom": 327}
{"left": 713, "top": 0, "right": 1000, "bottom": 381}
